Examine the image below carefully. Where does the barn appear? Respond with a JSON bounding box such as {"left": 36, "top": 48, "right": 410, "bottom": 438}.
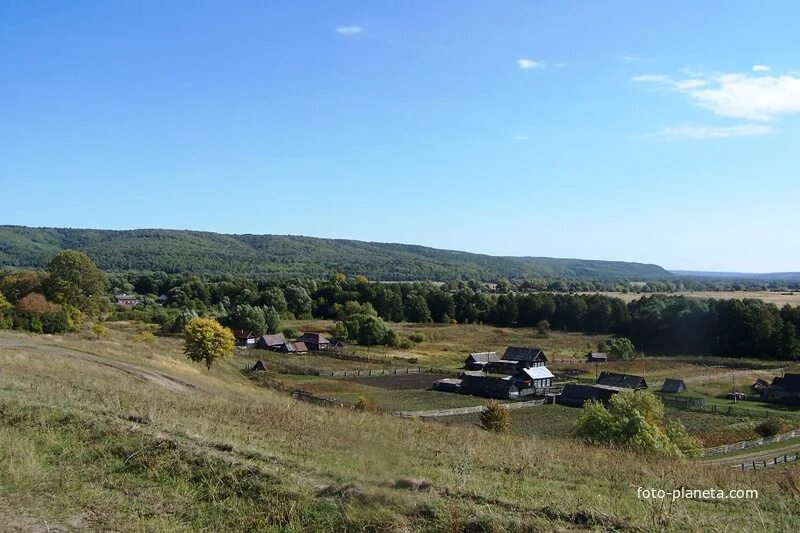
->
{"left": 464, "top": 352, "right": 500, "bottom": 370}
{"left": 296, "top": 332, "right": 330, "bottom": 351}
{"left": 460, "top": 374, "right": 520, "bottom": 400}
{"left": 596, "top": 371, "right": 648, "bottom": 390}
{"left": 763, "top": 373, "right": 800, "bottom": 404}
{"left": 257, "top": 334, "right": 288, "bottom": 350}
{"left": 502, "top": 346, "right": 548, "bottom": 367}
{"left": 660, "top": 378, "right": 686, "bottom": 394}
{"left": 586, "top": 352, "right": 608, "bottom": 363}
{"left": 557, "top": 383, "right": 623, "bottom": 407}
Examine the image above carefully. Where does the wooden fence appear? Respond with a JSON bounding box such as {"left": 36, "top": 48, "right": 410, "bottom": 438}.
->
{"left": 736, "top": 453, "right": 800, "bottom": 470}
{"left": 393, "top": 398, "right": 547, "bottom": 418}
{"left": 319, "top": 367, "right": 441, "bottom": 378}
{"left": 702, "top": 428, "right": 800, "bottom": 457}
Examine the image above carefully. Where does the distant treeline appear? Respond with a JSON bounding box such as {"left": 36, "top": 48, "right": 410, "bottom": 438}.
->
{"left": 99, "top": 271, "right": 800, "bottom": 360}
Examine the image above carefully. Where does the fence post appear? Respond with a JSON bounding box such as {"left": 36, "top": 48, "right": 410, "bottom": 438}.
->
{"left": 752, "top": 461, "right": 756, "bottom": 469}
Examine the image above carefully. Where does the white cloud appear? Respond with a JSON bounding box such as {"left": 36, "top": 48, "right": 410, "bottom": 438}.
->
{"left": 642, "top": 124, "right": 775, "bottom": 140}
{"left": 621, "top": 53, "right": 646, "bottom": 63}
{"left": 752, "top": 64, "right": 771, "bottom": 72}
{"left": 517, "top": 58, "right": 542, "bottom": 70}
{"left": 336, "top": 25, "right": 363, "bottom": 36}
{"left": 633, "top": 70, "right": 800, "bottom": 121}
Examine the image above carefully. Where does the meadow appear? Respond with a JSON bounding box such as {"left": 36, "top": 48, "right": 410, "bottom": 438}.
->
{"left": 579, "top": 290, "right": 800, "bottom": 306}
{"left": 3, "top": 323, "right": 800, "bottom": 530}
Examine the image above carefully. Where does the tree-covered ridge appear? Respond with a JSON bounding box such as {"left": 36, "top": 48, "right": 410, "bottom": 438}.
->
{"left": 0, "top": 225, "right": 671, "bottom": 281}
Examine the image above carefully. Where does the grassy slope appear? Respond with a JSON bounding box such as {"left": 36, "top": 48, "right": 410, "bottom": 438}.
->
{"left": 0, "top": 225, "right": 671, "bottom": 280}
{"left": 2, "top": 327, "right": 800, "bottom": 531}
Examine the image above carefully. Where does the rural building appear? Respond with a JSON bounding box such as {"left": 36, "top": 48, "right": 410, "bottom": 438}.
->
{"left": 763, "top": 373, "right": 800, "bottom": 404}
{"left": 557, "top": 383, "right": 623, "bottom": 407}
{"left": 230, "top": 329, "right": 257, "bottom": 347}
{"left": 464, "top": 352, "right": 500, "bottom": 370}
{"left": 502, "top": 346, "right": 547, "bottom": 367}
{"left": 275, "top": 341, "right": 308, "bottom": 354}
{"left": 251, "top": 360, "right": 267, "bottom": 372}
{"left": 432, "top": 378, "right": 462, "bottom": 393}
{"left": 596, "top": 371, "right": 647, "bottom": 390}
{"left": 460, "top": 374, "right": 520, "bottom": 400}
{"left": 328, "top": 339, "right": 345, "bottom": 350}
{"left": 586, "top": 352, "right": 608, "bottom": 363}
{"left": 485, "top": 360, "right": 521, "bottom": 375}
{"left": 257, "top": 334, "right": 288, "bottom": 350}
{"left": 296, "top": 332, "right": 330, "bottom": 351}
{"left": 511, "top": 366, "right": 555, "bottom": 389}
{"left": 114, "top": 294, "right": 140, "bottom": 307}
{"left": 751, "top": 378, "right": 770, "bottom": 392}
{"left": 660, "top": 378, "right": 686, "bottom": 394}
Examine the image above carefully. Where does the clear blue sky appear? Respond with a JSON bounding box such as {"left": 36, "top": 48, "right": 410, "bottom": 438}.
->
{"left": 2, "top": 1, "right": 799, "bottom": 272}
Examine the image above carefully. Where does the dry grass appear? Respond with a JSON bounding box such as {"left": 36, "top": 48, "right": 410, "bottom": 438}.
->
{"left": 2, "top": 326, "right": 800, "bottom": 530}
{"left": 577, "top": 290, "right": 800, "bottom": 307}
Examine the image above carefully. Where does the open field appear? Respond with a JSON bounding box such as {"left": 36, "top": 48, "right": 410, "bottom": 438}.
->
{"left": 576, "top": 290, "right": 800, "bottom": 306}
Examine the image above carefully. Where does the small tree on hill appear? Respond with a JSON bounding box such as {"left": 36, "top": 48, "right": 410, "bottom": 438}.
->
{"left": 183, "top": 317, "right": 235, "bottom": 370}
{"left": 600, "top": 337, "right": 638, "bottom": 361}
{"left": 91, "top": 323, "right": 108, "bottom": 339}
{"left": 480, "top": 401, "right": 510, "bottom": 433}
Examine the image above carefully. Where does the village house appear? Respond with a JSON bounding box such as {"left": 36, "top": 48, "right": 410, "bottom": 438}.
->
{"left": 586, "top": 352, "right": 608, "bottom": 363}
{"left": 296, "top": 332, "right": 330, "bottom": 351}
{"left": 557, "top": 383, "right": 623, "bottom": 407}
{"left": 596, "top": 371, "right": 648, "bottom": 390}
{"left": 763, "top": 373, "right": 800, "bottom": 404}
{"left": 510, "top": 366, "right": 555, "bottom": 389}
{"left": 751, "top": 378, "right": 770, "bottom": 393}
{"left": 660, "top": 378, "right": 686, "bottom": 394}
{"left": 230, "top": 329, "right": 257, "bottom": 348}
{"left": 460, "top": 374, "right": 520, "bottom": 400}
{"left": 114, "top": 294, "right": 140, "bottom": 307}
{"left": 484, "top": 360, "right": 522, "bottom": 374}
{"left": 279, "top": 341, "right": 308, "bottom": 354}
{"left": 502, "top": 346, "right": 548, "bottom": 367}
{"left": 257, "top": 334, "right": 288, "bottom": 350}
{"left": 464, "top": 351, "right": 500, "bottom": 370}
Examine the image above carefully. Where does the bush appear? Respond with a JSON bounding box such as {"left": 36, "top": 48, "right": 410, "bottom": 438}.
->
{"left": 398, "top": 338, "right": 415, "bottom": 349}
{"left": 133, "top": 331, "right": 156, "bottom": 343}
{"left": 28, "top": 316, "right": 43, "bottom": 333}
{"left": 754, "top": 419, "right": 785, "bottom": 438}
{"left": 282, "top": 327, "right": 300, "bottom": 339}
{"left": 479, "top": 401, "right": 510, "bottom": 433}
{"left": 408, "top": 331, "right": 425, "bottom": 343}
{"left": 41, "top": 313, "right": 69, "bottom": 334}
{"left": 91, "top": 323, "right": 109, "bottom": 339}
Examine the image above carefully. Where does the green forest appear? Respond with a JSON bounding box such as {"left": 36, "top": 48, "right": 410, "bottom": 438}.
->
{"left": 0, "top": 225, "right": 671, "bottom": 281}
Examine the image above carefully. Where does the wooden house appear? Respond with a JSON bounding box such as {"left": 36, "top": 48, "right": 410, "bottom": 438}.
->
{"left": 114, "top": 294, "right": 141, "bottom": 308}
{"left": 296, "top": 332, "right": 330, "bottom": 351}
{"left": 230, "top": 328, "right": 257, "bottom": 348}
{"left": 511, "top": 366, "right": 555, "bottom": 389}
{"left": 660, "top": 378, "right": 686, "bottom": 394}
{"left": 464, "top": 351, "right": 500, "bottom": 370}
{"left": 502, "top": 346, "right": 547, "bottom": 368}
{"left": 484, "top": 360, "right": 521, "bottom": 375}
{"left": 557, "top": 383, "right": 622, "bottom": 407}
{"left": 257, "top": 334, "right": 288, "bottom": 351}
{"left": 432, "top": 378, "right": 463, "bottom": 393}
{"left": 460, "top": 374, "right": 520, "bottom": 400}
{"left": 596, "top": 371, "right": 648, "bottom": 390}
{"left": 763, "top": 373, "right": 800, "bottom": 404}
{"left": 751, "top": 378, "right": 770, "bottom": 393}
{"left": 586, "top": 352, "right": 608, "bottom": 363}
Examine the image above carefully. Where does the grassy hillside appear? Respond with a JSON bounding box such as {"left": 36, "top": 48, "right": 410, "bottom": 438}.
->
{"left": 0, "top": 225, "right": 672, "bottom": 281}
{"left": 2, "top": 325, "right": 799, "bottom": 531}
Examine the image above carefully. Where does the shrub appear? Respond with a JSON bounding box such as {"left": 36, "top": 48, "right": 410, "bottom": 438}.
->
{"left": 408, "top": 331, "right": 425, "bottom": 343}
{"left": 479, "top": 401, "right": 510, "bottom": 433}
{"left": 398, "top": 338, "right": 415, "bottom": 349}
{"left": 41, "top": 313, "right": 69, "bottom": 334}
{"left": 28, "top": 317, "right": 43, "bottom": 333}
{"left": 133, "top": 331, "right": 156, "bottom": 343}
{"left": 91, "top": 323, "right": 109, "bottom": 339}
{"left": 282, "top": 327, "right": 300, "bottom": 339}
{"left": 754, "top": 419, "right": 785, "bottom": 438}
{"left": 536, "top": 319, "right": 550, "bottom": 336}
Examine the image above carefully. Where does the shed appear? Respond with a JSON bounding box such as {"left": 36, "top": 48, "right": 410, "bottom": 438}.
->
{"left": 296, "top": 332, "right": 330, "bottom": 351}
{"left": 251, "top": 360, "right": 267, "bottom": 372}
{"left": 751, "top": 378, "right": 770, "bottom": 392}
{"left": 596, "top": 371, "right": 648, "bottom": 390}
{"left": 502, "top": 346, "right": 547, "bottom": 367}
{"left": 557, "top": 383, "right": 623, "bottom": 407}
{"left": 464, "top": 351, "right": 500, "bottom": 370}
{"left": 660, "top": 378, "right": 686, "bottom": 394}
{"left": 433, "top": 378, "right": 462, "bottom": 393}
{"left": 586, "top": 352, "right": 608, "bottom": 363}
{"left": 460, "top": 374, "right": 520, "bottom": 399}
{"left": 257, "top": 334, "right": 288, "bottom": 350}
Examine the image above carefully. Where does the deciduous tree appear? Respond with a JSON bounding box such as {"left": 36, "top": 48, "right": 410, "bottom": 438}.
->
{"left": 183, "top": 317, "right": 235, "bottom": 370}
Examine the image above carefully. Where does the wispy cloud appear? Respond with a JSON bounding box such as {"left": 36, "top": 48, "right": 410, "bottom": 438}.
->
{"left": 641, "top": 124, "right": 775, "bottom": 140}
{"left": 517, "top": 58, "right": 542, "bottom": 70}
{"left": 752, "top": 64, "right": 771, "bottom": 72}
{"left": 633, "top": 69, "right": 800, "bottom": 121}
{"left": 336, "top": 25, "right": 363, "bottom": 36}
{"left": 621, "top": 53, "right": 647, "bottom": 63}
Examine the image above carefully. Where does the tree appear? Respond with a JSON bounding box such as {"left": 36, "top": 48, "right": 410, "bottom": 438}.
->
{"left": 44, "top": 251, "right": 107, "bottom": 314}
{"left": 0, "top": 293, "right": 12, "bottom": 329}
{"left": 601, "top": 337, "right": 637, "bottom": 361}
{"left": 264, "top": 306, "right": 280, "bottom": 334}
{"left": 227, "top": 304, "right": 266, "bottom": 335}
{"left": 91, "top": 323, "right": 108, "bottom": 339}
{"left": 15, "top": 293, "right": 61, "bottom": 317}
{"left": 331, "top": 321, "right": 349, "bottom": 340}
{"left": 183, "top": 317, "right": 235, "bottom": 370}
{"left": 404, "top": 294, "right": 431, "bottom": 323}
{"left": 574, "top": 391, "right": 700, "bottom": 458}
{"left": 536, "top": 319, "right": 550, "bottom": 336}
{"left": 479, "top": 401, "right": 510, "bottom": 433}
{"left": 284, "top": 285, "right": 313, "bottom": 318}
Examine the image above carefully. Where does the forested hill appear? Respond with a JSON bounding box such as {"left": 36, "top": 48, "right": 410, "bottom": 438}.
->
{"left": 0, "top": 225, "right": 671, "bottom": 281}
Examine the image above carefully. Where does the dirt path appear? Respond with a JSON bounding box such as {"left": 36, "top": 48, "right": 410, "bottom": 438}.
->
{"left": 34, "top": 342, "right": 195, "bottom": 393}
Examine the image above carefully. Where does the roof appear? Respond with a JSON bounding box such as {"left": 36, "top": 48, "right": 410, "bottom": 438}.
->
{"left": 770, "top": 373, "right": 800, "bottom": 391}
{"left": 230, "top": 328, "right": 255, "bottom": 339}
{"left": 558, "top": 383, "right": 623, "bottom": 405}
{"left": 588, "top": 352, "right": 608, "bottom": 359}
{"left": 460, "top": 370, "right": 488, "bottom": 378}
{"left": 502, "top": 346, "right": 546, "bottom": 363}
{"left": 293, "top": 341, "right": 308, "bottom": 352}
{"left": 115, "top": 294, "right": 139, "bottom": 300}
{"left": 466, "top": 352, "right": 499, "bottom": 364}
{"left": 660, "top": 378, "right": 686, "bottom": 393}
{"left": 259, "top": 334, "right": 287, "bottom": 346}
{"left": 435, "top": 378, "right": 463, "bottom": 386}
{"left": 461, "top": 374, "right": 519, "bottom": 398}
{"left": 297, "top": 332, "right": 329, "bottom": 344}
{"left": 596, "top": 371, "right": 648, "bottom": 390}
{"left": 517, "top": 366, "right": 555, "bottom": 381}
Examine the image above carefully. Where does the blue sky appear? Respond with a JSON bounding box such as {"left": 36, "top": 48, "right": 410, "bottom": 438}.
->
{"left": 2, "top": 1, "right": 799, "bottom": 272}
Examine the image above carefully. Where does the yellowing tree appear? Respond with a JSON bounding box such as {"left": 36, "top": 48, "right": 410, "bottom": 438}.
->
{"left": 183, "top": 317, "right": 235, "bottom": 370}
